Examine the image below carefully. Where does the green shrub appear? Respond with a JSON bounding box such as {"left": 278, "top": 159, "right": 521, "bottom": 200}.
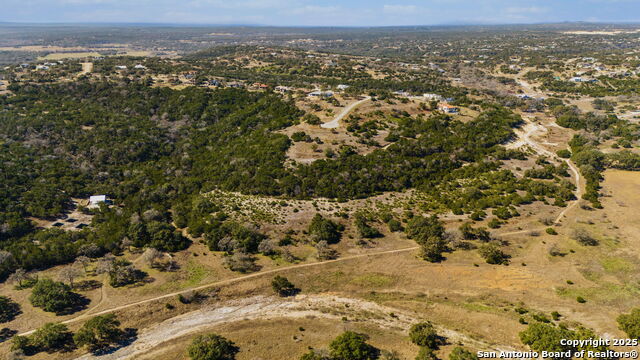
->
{"left": 188, "top": 333, "right": 239, "bottom": 360}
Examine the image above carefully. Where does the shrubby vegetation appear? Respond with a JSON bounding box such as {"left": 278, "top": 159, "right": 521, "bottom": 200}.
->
{"left": 188, "top": 333, "right": 239, "bottom": 360}
{"left": 519, "top": 322, "right": 610, "bottom": 358}
{"left": 29, "top": 279, "right": 84, "bottom": 314}
{"left": 74, "top": 314, "right": 127, "bottom": 353}
{"left": 617, "top": 308, "right": 640, "bottom": 339}
{"left": 0, "top": 296, "right": 20, "bottom": 323}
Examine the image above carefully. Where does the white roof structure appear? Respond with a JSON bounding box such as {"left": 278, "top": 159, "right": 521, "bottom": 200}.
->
{"left": 89, "top": 195, "right": 107, "bottom": 204}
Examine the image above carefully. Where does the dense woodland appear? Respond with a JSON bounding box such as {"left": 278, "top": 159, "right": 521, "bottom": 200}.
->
{"left": 0, "top": 75, "right": 579, "bottom": 279}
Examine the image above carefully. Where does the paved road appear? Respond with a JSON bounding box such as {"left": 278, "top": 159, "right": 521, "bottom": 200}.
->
{"left": 321, "top": 96, "right": 371, "bottom": 129}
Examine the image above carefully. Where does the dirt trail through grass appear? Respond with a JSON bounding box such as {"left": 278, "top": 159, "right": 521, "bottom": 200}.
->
{"left": 73, "top": 295, "right": 512, "bottom": 360}
{"left": 509, "top": 113, "right": 583, "bottom": 225}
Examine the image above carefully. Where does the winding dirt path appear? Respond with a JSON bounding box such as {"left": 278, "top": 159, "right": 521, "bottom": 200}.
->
{"left": 321, "top": 96, "right": 371, "bottom": 129}
{"left": 18, "top": 246, "right": 420, "bottom": 336}
{"left": 508, "top": 114, "right": 583, "bottom": 225}
{"left": 74, "top": 295, "right": 512, "bottom": 360}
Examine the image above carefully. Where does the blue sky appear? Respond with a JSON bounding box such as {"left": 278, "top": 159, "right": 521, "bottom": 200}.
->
{"left": 2, "top": 0, "right": 639, "bottom": 26}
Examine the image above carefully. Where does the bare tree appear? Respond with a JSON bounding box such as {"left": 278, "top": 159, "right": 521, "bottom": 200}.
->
{"left": 77, "top": 244, "right": 101, "bottom": 258}
{"left": 95, "top": 256, "right": 115, "bottom": 275}
{"left": 7, "top": 268, "right": 28, "bottom": 287}
{"left": 120, "top": 237, "right": 133, "bottom": 252}
{"left": 0, "top": 250, "right": 14, "bottom": 266}
{"left": 257, "top": 239, "right": 277, "bottom": 255}
{"left": 224, "top": 252, "right": 259, "bottom": 273}
{"left": 58, "top": 265, "right": 83, "bottom": 288}
{"left": 315, "top": 241, "right": 338, "bottom": 261}
{"left": 75, "top": 256, "right": 91, "bottom": 273}
{"left": 141, "top": 248, "right": 163, "bottom": 268}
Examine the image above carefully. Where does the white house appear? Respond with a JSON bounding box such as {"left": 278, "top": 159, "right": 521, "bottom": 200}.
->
{"left": 308, "top": 90, "right": 333, "bottom": 98}
{"left": 423, "top": 93, "right": 444, "bottom": 101}
{"left": 337, "top": 84, "right": 350, "bottom": 90}
{"left": 134, "top": 64, "right": 146, "bottom": 70}
{"left": 115, "top": 65, "right": 128, "bottom": 70}
{"left": 89, "top": 195, "right": 109, "bottom": 208}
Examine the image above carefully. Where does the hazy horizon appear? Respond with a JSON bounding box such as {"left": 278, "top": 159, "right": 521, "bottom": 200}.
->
{"left": 3, "top": 0, "right": 640, "bottom": 27}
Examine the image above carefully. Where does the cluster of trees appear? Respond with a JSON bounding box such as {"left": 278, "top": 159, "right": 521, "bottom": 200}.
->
{"left": 405, "top": 216, "right": 448, "bottom": 262}
{"left": 0, "top": 295, "right": 20, "bottom": 320}
{"left": 519, "top": 322, "right": 610, "bottom": 357}
{"left": 29, "top": 278, "right": 86, "bottom": 315}
{"left": 11, "top": 314, "right": 127, "bottom": 356}
{"left": 271, "top": 275, "right": 298, "bottom": 297}
{"left": 568, "top": 135, "right": 606, "bottom": 208}
{"left": 410, "top": 322, "right": 444, "bottom": 360}
{"left": 551, "top": 105, "right": 619, "bottom": 132}
{"left": 0, "top": 72, "right": 580, "bottom": 281}
{"left": 617, "top": 307, "right": 640, "bottom": 339}
{"left": 297, "top": 321, "right": 474, "bottom": 360}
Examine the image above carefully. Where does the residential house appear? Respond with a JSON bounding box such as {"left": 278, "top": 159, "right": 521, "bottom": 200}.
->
{"left": 88, "top": 195, "right": 110, "bottom": 208}
{"left": 439, "top": 104, "right": 459, "bottom": 114}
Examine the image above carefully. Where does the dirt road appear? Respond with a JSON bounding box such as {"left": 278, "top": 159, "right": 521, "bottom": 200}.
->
{"left": 74, "top": 295, "right": 509, "bottom": 360}
{"left": 508, "top": 114, "right": 583, "bottom": 224}
{"left": 321, "top": 96, "right": 371, "bottom": 129}
{"left": 18, "top": 246, "right": 420, "bottom": 336}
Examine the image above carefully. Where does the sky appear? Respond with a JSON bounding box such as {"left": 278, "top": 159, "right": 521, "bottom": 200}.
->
{"left": 1, "top": 0, "right": 639, "bottom": 27}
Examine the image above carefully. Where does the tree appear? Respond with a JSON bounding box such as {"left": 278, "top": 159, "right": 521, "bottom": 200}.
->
{"left": 58, "top": 265, "right": 83, "bottom": 288}
{"left": 108, "top": 260, "right": 143, "bottom": 287}
{"left": 30, "top": 322, "right": 73, "bottom": 352}
{"left": 0, "top": 250, "right": 16, "bottom": 280}
{"left": 519, "top": 323, "right": 575, "bottom": 355}
{"left": 308, "top": 214, "right": 343, "bottom": 244}
{"left": 224, "top": 252, "right": 259, "bottom": 273}
{"left": 187, "top": 333, "right": 239, "bottom": 360}
{"left": 95, "top": 255, "right": 115, "bottom": 275}
{"left": 271, "top": 275, "right": 297, "bottom": 297}
{"left": 420, "top": 237, "right": 447, "bottom": 263}
{"left": 75, "top": 256, "right": 91, "bottom": 273}
{"left": 11, "top": 335, "right": 31, "bottom": 354}
{"left": 74, "top": 314, "right": 125, "bottom": 352}
{"left": 300, "top": 350, "right": 332, "bottom": 360}
{"left": 141, "top": 248, "right": 163, "bottom": 268}
{"left": 617, "top": 308, "right": 640, "bottom": 339}
{"left": 415, "top": 347, "right": 438, "bottom": 360}
{"left": 77, "top": 244, "right": 101, "bottom": 258}
{"left": 315, "top": 240, "right": 338, "bottom": 260}
{"left": 355, "top": 215, "right": 382, "bottom": 239}
{"left": 409, "top": 322, "right": 441, "bottom": 349}
{"left": 571, "top": 229, "right": 598, "bottom": 246}
{"left": 29, "top": 279, "right": 79, "bottom": 314}
{"left": 405, "top": 216, "right": 444, "bottom": 243}
{"left": 7, "top": 268, "right": 29, "bottom": 287}
{"left": 449, "top": 347, "right": 478, "bottom": 360}
{"left": 478, "top": 244, "right": 510, "bottom": 265}
{"left": 329, "top": 331, "right": 379, "bottom": 360}
{"left": 0, "top": 296, "right": 20, "bottom": 323}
